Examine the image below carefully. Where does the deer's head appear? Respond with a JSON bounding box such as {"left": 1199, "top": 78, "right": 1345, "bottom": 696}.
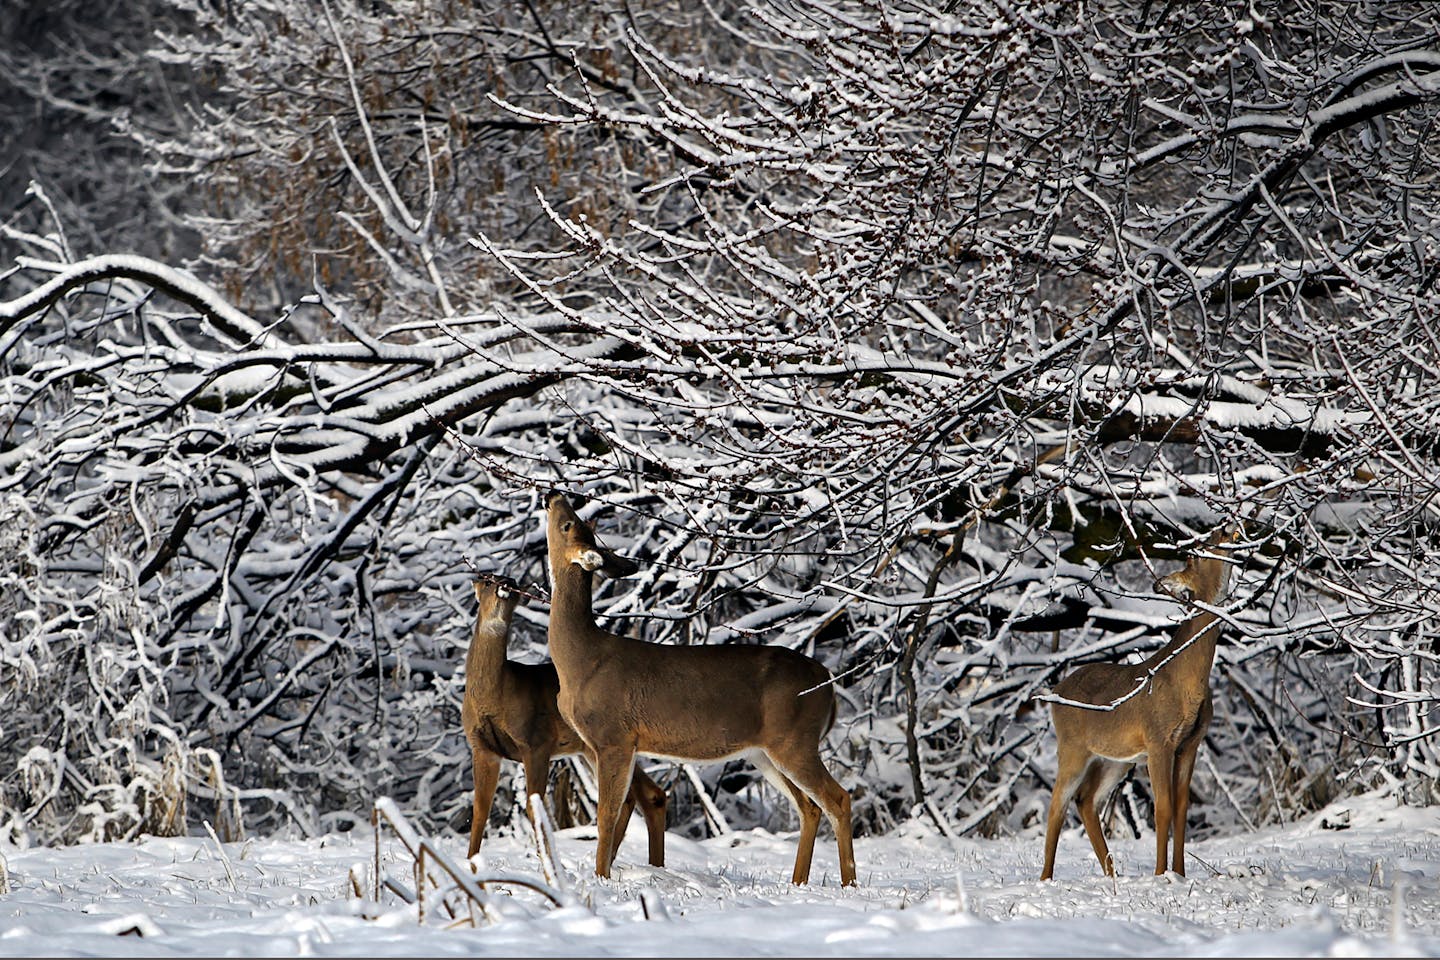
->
{"left": 545, "top": 492, "right": 640, "bottom": 578}
{"left": 1156, "top": 525, "right": 1238, "bottom": 606}
{"left": 473, "top": 574, "right": 522, "bottom": 624}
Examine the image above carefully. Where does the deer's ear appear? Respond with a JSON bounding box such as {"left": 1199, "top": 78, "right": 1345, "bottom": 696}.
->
{"left": 598, "top": 546, "right": 639, "bottom": 579}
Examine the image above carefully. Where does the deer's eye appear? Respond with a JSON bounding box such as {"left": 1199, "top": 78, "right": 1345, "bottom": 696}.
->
{"left": 561, "top": 521, "right": 573, "bottom": 533}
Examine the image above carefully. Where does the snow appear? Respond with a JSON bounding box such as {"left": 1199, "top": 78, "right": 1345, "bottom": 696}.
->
{"left": 1, "top": 791, "right": 1436, "bottom": 957}
{"left": 3, "top": 255, "right": 279, "bottom": 351}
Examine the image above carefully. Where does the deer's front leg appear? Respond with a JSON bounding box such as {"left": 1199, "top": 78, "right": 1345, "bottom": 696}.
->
{"left": 591, "top": 746, "right": 637, "bottom": 879}
{"left": 630, "top": 768, "right": 668, "bottom": 868}
{"left": 1171, "top": 699, "right": 1212, "bottom": 876}
{"left": 1146, "top": 747, "right": 1176, "bottom": 876}
{"left": 521, "top": 744, "right": 555, "bottom": 812}
{"left": 469, "top": 749, "right": 502, "bottom": 859}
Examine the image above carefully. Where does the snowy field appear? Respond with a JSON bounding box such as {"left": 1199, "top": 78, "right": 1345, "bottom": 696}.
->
{"left": 1, "top": 790, "right": 1436, "bottom": 957}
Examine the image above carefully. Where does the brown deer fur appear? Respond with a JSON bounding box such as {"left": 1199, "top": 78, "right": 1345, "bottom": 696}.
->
{"left": 543, "top": 492, "right": 856, "bottom": 886}
{"left": 1040, "top": 527, "right": 1236, "bottom": 880}
{"left": 462, "top": 575, "right": 667, "bottom": 865}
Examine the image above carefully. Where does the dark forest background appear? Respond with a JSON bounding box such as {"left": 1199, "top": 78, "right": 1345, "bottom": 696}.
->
{"left": 2, "top": 0, "right": 1437, "bottom": 846}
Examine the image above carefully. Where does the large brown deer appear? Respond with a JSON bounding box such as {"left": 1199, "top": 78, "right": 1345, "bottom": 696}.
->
{"left": 1040, "top": 526, "right": 1237, "bottom": 880}
{"left": 462, "top": 574, "right": 667, "bottom": 866}
{"left": 543, "top": 492, "right": 856, "bottom": 886}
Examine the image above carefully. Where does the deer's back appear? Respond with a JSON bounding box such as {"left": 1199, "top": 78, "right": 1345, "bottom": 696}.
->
{"left": 1051, "top": 660, "right": 1207, "bottom": 758}
{"left": 1050, "top": 661, "right": 1152, "bottom": 760}
{"left": 561, "top": 637, "right": 835, "bottom": 762}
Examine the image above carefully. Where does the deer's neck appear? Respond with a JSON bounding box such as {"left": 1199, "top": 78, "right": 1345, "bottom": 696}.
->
{"left": 1146, "top": 609, "right": 1221, "bottom": 694}
{"left": 1147, "top": 552, "right": 1231, "bottom": 696}
{"left": 465, "top": 618, "right": 508, "bottom": 708}
{"left": 547, "top": 562, "right": 604, "bottom": 672}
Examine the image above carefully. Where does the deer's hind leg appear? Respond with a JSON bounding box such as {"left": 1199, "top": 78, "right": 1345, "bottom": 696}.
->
{"left": 1075, "top": 758, "right": 1130, "bottom": 877}
{"left": 765, "top": 745, "right": 855, "bottom": 887}
{"left": 751, "top": 752, "right": 823, "bottom": 885}
{"left": 1041, "top": 743, "right": 1091, "bottom": 880}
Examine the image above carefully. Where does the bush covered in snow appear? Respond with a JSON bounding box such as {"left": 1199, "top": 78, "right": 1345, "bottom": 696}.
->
{"left": 2, "top": 0, "right": 1438, "bottom": 848}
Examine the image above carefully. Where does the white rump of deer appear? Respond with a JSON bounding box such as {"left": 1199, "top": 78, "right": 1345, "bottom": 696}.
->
{"left": 462, "top": 574, "right": 667, "bottom": 865}
{"left": 543, "top": 492, "right": 856, "bottom": 886}
{"left": 1040, "top": 526, "right": 1238, "bottom": 880}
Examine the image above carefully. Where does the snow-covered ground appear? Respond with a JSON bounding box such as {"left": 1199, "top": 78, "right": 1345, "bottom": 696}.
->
{"left": 1, "top": 790, "right": 1436, "bottom": 957}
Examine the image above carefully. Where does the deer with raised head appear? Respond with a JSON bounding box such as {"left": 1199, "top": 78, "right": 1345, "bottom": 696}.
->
{"left": 1040, "top": 526, "right": 1237, "bottom": 880}
{"left": 543, "top": 492, "right": 856, "bottom": 886}
{"left": 462, "top": 574, "right": 667, "bottom": 866}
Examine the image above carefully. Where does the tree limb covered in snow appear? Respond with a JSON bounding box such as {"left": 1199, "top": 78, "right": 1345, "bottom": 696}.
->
{"left": 2, "top": 0, "right": 1438, "bottom": 846}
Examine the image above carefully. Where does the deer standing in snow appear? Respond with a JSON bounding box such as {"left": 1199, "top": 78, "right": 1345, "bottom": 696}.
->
{"left": 462, "top": 575, "right": 667, "bottom": 865}
{"left": 543, "top": 492, "right": 856, "bottom": 886}
{"left": 1040, "top": 526, "right": 1237, "bottom": 880}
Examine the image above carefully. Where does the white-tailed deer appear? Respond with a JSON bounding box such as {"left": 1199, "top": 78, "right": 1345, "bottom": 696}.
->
{"left": 1040, "top": 526, "right": 1237, "bottom": 880}
{"left": 543, "top": 492, "right": 856, "bottom": 886}
{"left": 462, "top": 574, "right": 667, "bottom": 866}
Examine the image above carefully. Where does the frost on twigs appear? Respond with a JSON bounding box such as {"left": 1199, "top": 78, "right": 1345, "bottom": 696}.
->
{"left": 363, "top": 797, "right": 573, "bottom": 929}
{"left": 2, "top": 0, "right": 1440, "bottom": 850}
